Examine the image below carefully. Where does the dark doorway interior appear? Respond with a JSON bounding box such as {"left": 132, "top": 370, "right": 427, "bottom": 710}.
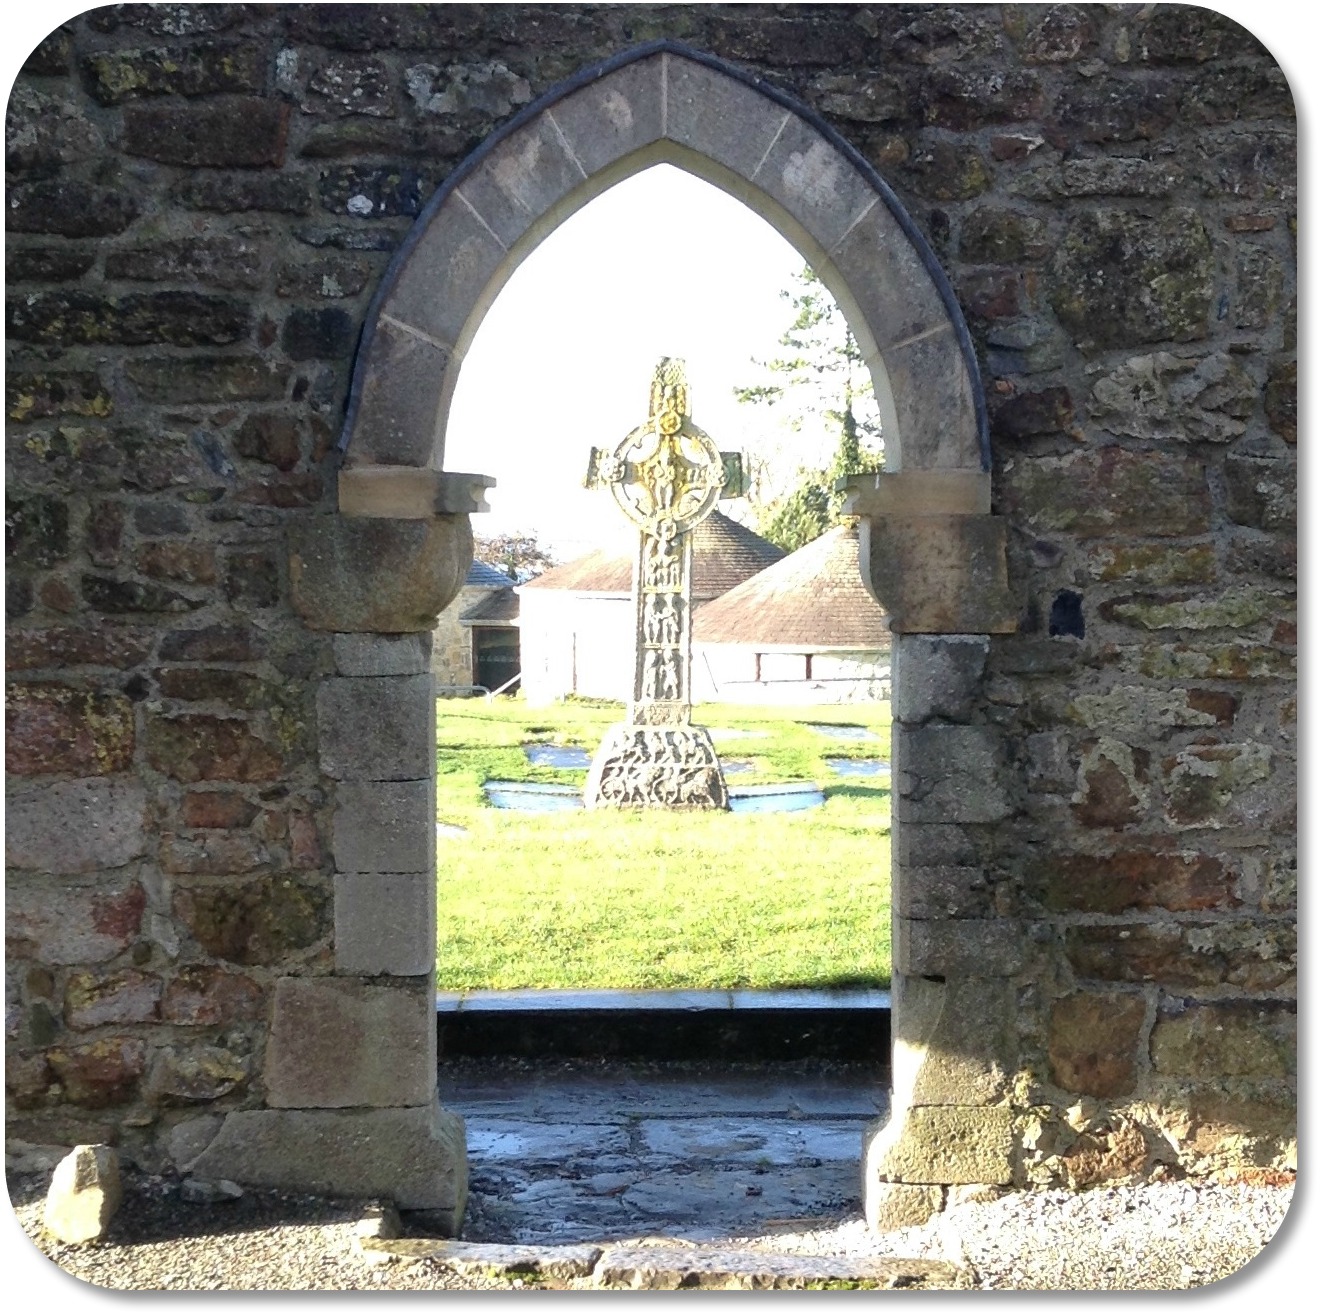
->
{"left": 473, "top": 626, "right": 520, "bottom": 693}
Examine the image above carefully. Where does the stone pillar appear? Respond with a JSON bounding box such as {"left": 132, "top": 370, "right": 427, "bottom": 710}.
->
{"left": 183, "top": 511, "right": 482, "bottom": 1227}
{"left": 842, "top": 477, "right": 1023, "bottom": 1231}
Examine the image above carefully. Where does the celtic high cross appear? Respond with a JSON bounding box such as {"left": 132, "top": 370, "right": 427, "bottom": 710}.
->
{"left": 582, "top": 358, "right": 729, "bottom": 810}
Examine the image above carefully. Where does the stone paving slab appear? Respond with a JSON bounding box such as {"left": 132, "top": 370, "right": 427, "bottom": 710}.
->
{"left": 638, "top": 1116, "right": 862, "bottom": 1164}
{"left": 593, "top": 1245, "right": 972, "bottom": 1290}
{"left": 465, "top": 1121, "right": 632, "bottom": 1162}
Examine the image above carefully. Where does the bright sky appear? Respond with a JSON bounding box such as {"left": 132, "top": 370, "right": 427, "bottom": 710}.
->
{"left": 444, "top": 165, "right": 822, "bottom": 562}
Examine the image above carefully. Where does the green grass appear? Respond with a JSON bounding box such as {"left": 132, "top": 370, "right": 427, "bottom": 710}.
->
{"left": 435, "top": 697, "right": 892, "bottom": 991}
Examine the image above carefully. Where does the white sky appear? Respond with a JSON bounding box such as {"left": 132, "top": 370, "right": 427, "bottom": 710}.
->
{"left": 444, "top": 165, "right": 823, "bottom": 562}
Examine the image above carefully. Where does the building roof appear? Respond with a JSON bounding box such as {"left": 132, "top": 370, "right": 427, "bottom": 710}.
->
{"left": 519, "top": 511, "right": 785, "bottom": 599}
{"left": 460, "top": 588, "right": 519, "bottom": 625}
{"left": 465, "top": 560, "right": 516, "bottom": 588}
{"left": 691, "top": 522, "right": 890, "bottom": 649}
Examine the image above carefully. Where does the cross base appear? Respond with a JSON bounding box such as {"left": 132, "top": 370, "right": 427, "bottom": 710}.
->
{"left": 584, "top": 723, "right": 729, "bottom": 811}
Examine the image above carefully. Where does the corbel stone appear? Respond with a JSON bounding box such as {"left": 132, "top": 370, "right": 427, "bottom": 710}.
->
{"left": 843, "top": 472, "right": 1016, "bottom": 635}
{"left": 289, "top": 514, "right": 473, "bottom": 632}
{"left": 338, "top": 467, "right": 495, "bottom": 518}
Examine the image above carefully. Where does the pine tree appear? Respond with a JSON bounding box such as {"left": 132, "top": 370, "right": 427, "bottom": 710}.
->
{"left": 734, "top": 265, "right": 882, "bottom": 551}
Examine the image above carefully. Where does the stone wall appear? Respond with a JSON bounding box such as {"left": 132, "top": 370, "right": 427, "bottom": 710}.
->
{"left": 5, "top": 3, "right": 1295, "bottom": 1207}
{"left": 430, "top": 583, "right": 489, "bottom": 688}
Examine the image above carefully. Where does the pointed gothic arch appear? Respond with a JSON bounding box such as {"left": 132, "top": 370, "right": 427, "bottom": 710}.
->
{"left": 336, "top": 41, "right": 988, "bottom": 479}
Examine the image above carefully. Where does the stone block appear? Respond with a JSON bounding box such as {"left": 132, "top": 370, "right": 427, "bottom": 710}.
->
{"left": 456, "top": 114, "right": 585, "bottom": 250}
{"left": 189, "top": 1100, "right": 466, "bottom": 1221}
{"left": 880, "top": 327, "right": 981, "bottom": 472}
{"left": 382, "top": 194, "right": 504, "bottom": 348}
{"left": 1048, "top": 992, "right": 1147, "bottom": 1097}
{"left": 317, "top": 675, "right": 435, "bottom": 780}
{"left": 1151, "top": 1001, "right": 1294, "bottom": 1079}
{"left": 47, "top": 1038, "right": 147, "bottom": 1108}
{"left": 831, "top": 202, "right": 953, "bottom": 357}
{"left": 864, "top": 1180, "right": 945, "bottom": 1232}
{"left": 5, "top": 778, "right": 146, "bottom": 873}
{"left": 145, "top": 714, "right": 283, "bottom": 783}
{"left": 551, "top": 54, "right": 663, "bottom": 177}
{"left": 895, "top": 866, "right": 994, "bottom": 920}
{"left": 7, "top": 180, "right": 138, "bottom": 238}
{"left": 282, "top": 307, "right": 357, "bottom": 360}
{"left": 173, "top": 876, "right": 330, "bottom": 967}
{"left": 1030, "top": 851, "right": 1237, "bottom": 915}
{"left": 6, "top": 626, "right": 153, "bottom": 672}
{"left": 753, "top": 112, "right": 878, "bottom": 252}
{"left": 1065, "top": 922, "right": 1295, "bottom": 993}
{"left": 44, "top": 1145, "right": 122, "bottom": 1244}
{"left": 125, "top": 355, "right": 290, "bottom": 403}
{"left": 861, "top": 515, "right": 1015, "bottom": 635}
{"left": 64, "top": 970, "right": 162, "bottom": 1030}
{"left": 161, "top": 967, "right": 264, "bottom": 1026}
{"left": 1162, "top": 743, "right": 1272, "bottom": 828}
{"left": 890, "top": 973, "right": 1014, "bottom": 1107}
{"left": 83, "top": 41, "right": 266, "bottom": 104}
{"left": 166, "top": 1115, "right": 224, "bottom": 1170}
{"left": 105, "top": 237, "right": 266, "bottom": 290}
{"left": 176, "top": 171, "right": 314, "bottom": 214}
{"left": 319, "top": 164, "right": 423, "bottom": 218}
{"left": 7, "top": 290, "right": 251, "bottom": 348}
{"left": 892, "top": 635, "right": 988, "bottom": 724}
{"left": 894, "top": 823, "right": 980, "bottom": 868}
{"left": 289, "top": 515, "right": 472, "bottom": 633}
{"left": 1100, "top": 587, "right": 1286, "bottom": 632}
{"left": 1050, "top": 208, "right": 1213, "bottom": 349}
{"left": 335, "top": 873, "right": 435, "bottom": 977}
{"left": 665, "top": 57, "right": 790, "bottom": 194}
{"left": 123, "top": 97, "right": 290, "bottom": 167}
{"left": 332, "top": 781, "right": 435, "bottom": 873}
{"left": 6, "top": 492, "right": 69, "bottom": 566}
{"left": 146, "top": 1044, "right": 250, "bottom": 1104}
{"left": 6, "top": 685, "right": 135, "bottom": 776}
{"left": 348, "top": 318, "right": 450, "bottom": 466}
{"left": 265, "top": 977, "right": 436, "bottom": 1109}
{"left": 1002, "top": 447, "right": 1210, "bottom": 539}
{"left": 333, "top": 633, "right": 432, "bottom": 677}
{"left": 6, "top": 878, "right": 145, "bottom": 965}
{"left": 866, "top": 1105, "right": 1015, "bottom": 1186}
{"left": 893, "top": 918, "right": 1025, "bottom": 978}
{"left": 896, "top": 724, "right": 1012, "bottom": 823}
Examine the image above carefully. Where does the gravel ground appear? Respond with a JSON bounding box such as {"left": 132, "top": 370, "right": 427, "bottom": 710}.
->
{"left": 5, "top": 1166, "right": 1296, "bottom": 1294}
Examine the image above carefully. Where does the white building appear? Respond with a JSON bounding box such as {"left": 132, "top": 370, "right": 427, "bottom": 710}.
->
{"left": 516, "top": 511, "right": 784, "bottom": 705}
{"left": 690, "top": 522, "right": 891, "bottom": 705}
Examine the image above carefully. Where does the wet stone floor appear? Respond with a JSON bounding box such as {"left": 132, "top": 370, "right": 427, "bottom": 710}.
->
{"left": 438, "top": 1058, "right": 889, "bottom": 1246}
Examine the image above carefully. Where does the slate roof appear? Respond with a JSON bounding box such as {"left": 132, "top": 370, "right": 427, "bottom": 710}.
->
{"left": 460, "top": 588, "right": 519, "bottom": 624}
{"left": 519, "top": 511, "right": 785, "bottom": 600}
{"left": 691, "top": 522, "right": 890, "bottom": 649}
{"left": 465, "top": 560, "right": 516, "bottom": 588}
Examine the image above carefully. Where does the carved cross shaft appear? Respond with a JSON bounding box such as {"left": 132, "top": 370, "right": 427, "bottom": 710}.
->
{"left": 590, "top": 358, "right": 724, "bottom": 725}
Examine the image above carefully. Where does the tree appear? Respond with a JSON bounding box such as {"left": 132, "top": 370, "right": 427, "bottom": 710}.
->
{"left": 734, "top": 265, "right": 883, "bottom": 550}
{"left": 474, "top": 531, "right": 556, "bottom": 582}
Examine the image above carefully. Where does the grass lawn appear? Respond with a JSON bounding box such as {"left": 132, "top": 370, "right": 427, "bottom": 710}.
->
{"left": 434, "top": 697, "right": 893, "bottom": 992}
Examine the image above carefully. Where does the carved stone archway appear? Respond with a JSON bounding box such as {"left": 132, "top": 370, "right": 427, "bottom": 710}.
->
{"left": 255, "top": 41, "right": 1015, "bottom": 1231}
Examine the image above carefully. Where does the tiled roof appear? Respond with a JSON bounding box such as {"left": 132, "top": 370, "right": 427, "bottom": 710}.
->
{"left": 465, "top": 560, "right": 516, "bottom": 587}
{"left": 460, "top": 588, "right": 519, "bottom": 624}
{"left": 519, "top": 511, "right": 785, "bottom": 600}
{"left": 691, "top": 522, "right": 890, "bottom": 648}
